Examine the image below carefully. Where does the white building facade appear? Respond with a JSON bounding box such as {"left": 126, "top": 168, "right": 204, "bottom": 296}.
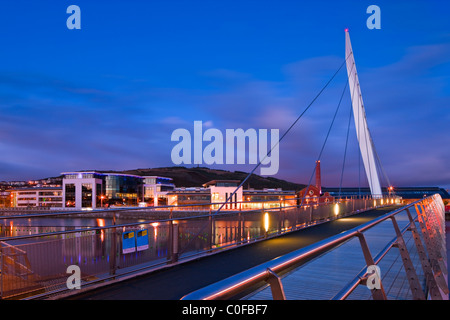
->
{"left": 204, "top": 180, "right": 243, "bottom": 210}
{"left": 11, "top": 187, "right": 63, "bottom": 208}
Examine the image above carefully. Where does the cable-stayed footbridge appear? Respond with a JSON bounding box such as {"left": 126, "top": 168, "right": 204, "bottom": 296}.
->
{"left": 0, "top": 31, "right": 447, "bottom": 301}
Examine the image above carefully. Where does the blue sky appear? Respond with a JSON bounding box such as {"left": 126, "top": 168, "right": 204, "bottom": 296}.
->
{"left": 0, "top": 0, "right": 449, "bottom": 190}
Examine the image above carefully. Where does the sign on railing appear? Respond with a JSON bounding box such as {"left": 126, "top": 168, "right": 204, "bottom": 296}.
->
{"left": 136, "top": 229, "right": 149, "bottom": 252}
{"left": 122, "top": 231, "right": 136, "bottom": 254}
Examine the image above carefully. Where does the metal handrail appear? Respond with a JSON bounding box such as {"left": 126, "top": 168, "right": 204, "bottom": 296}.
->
{"left": 0, "top": 194, "right": 391, "bottom": 220}
{"left": 0, "top": 202, "right": 329, "bottom": 242}
{"left": 180, "top": 196, "right": 440, "bottom": 300}
{"left": 0, "top": 195, "right": 397, "bottom": 299}
{"left": 0, "top": 196, "right": 392, "bottom": 242}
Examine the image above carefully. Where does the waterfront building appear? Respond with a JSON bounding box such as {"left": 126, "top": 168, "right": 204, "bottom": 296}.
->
{"left": 62, "top": 171, "right": 143, "bottom": 209}
{"left": 167, "top": 180, "right": 242, "bottom": 210}
{"left": 142, "top": 176, "right": 175, "bottom": 206}
{"left": 296, "top": 160, "right": 334, "bottom": 205}
{"left": 243, "top": 188, "right": 297, "bottom": 209}
{"left": 10, "top": 187, "right": 63, "bottom": 208}
{"left": 205, "top": 180, "right": 243, "bottom": 210}
{"left": 167, "top": 187, "right": 211, "bottom": 209}
{"left": 167, "top": 180, "right": 296, "bottom": 210}
{"left": 61, "top": 172, "right": 175, "bottom": 209}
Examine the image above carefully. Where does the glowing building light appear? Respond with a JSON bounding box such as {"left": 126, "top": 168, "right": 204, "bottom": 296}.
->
{"left": 334, "top": 203, "right": 340, "bottom": 216}
{"left": 264, "top": 212, "right": 269, "bottom": 233}
{"left": 152, "top": 222, "right": 159, "bottom": 239}
{"left": 96, "top": 219, "right": 105, "bottom": 242}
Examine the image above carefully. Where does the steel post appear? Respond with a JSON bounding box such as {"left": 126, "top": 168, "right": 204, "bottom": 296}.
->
{"left": 172, "top": 222, "right": 179, "bottom": 263}
{"left": 356, "top": 232, "right": 387, "bottom": 300}
{"left": 390, "top": 216, "right": 425, "bottom": 300}
{"left": 265, "top": 268, "right": 286, "bottom": 300}
{"left": 405, "top": 208, "right": 442, "bottom": 300}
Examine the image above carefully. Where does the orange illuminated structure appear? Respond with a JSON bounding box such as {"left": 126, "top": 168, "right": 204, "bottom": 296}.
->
{"left": 297, "top": 161, "right": 334, "bottom": 205}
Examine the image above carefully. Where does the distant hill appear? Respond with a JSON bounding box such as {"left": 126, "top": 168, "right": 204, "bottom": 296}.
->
{"left": 120, "top": 166, "right": 306, "bottom": 191}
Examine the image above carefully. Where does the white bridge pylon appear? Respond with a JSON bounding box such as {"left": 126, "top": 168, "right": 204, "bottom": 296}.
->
{"left": 345, "top": 30, "right": 382, "bottom": 198}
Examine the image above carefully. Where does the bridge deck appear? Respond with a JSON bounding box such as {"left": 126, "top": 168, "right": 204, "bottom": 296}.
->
{"left": 245, "top": 210, "right": 425, "bottom": 300}
{"left": 69, "top": 206, "right": 401, "bottom": 300}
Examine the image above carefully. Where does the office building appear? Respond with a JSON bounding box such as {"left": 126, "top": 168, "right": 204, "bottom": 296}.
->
{"left": 61, "top": 171, "right": 175, "bottom": 209}
{"left": 62, "top": 171, "right": 144, "bottom": 209}
{"left": 168, "top": 180, "right": 296, "bottom": 210}
{"left": 10, "top": 187, "right": 63, "bottom": 208}
{"left": 143, "top": 176, "right": 175, "bottom": 206}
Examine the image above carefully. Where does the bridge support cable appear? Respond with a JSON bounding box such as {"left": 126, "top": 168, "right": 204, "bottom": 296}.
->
{"left": 368, "top": 128, "right": 393, "bottom": 195}
{"left": 299, "top": 66, "right": 352, "bottom": 208}
{"left": 213, "top": 54, "right": 352, "bottom": 216}
{"left": 338, "top": 56, "right": 360, "bottom": 200}
{"left": 338, "top": 102, "right": 353, "bottom": 200}
{"left": 176, "top": 56, "right": 352, "bottom": 256}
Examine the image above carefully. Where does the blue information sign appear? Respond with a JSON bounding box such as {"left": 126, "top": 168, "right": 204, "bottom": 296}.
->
{"left": 122, "top": 231, "right": 136, "bottom": 254}
{"left": 136, "top": 229, "right": 149, "bottom": 251}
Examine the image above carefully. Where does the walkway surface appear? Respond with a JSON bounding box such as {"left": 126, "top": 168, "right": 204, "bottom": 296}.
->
{"left": 246, "top": 207, "right": 423, "bottom": 300}
{"left": 69, "top": 206, "right": 399, "bottom": 300}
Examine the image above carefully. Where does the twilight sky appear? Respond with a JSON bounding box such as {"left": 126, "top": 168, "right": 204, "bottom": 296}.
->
{"left": 0, "top": 0, "right": 449, "bottom": 190}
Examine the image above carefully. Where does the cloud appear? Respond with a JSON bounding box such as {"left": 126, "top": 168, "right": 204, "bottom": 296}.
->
{"left": 178, "top": 48, "right": 450, "bottom": 188}
{"left": 356, "top": 43, "right": 450, "bottom": 188}
{"left": 0, "top": 42, "right": 448, "bottom": 189}
{"left": 0, "top": 72, "right": 177, "bottom": 178}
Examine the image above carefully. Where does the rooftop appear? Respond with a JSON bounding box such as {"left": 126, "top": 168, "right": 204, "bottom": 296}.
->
{"left": 202, "top": 180, "right": 241, "bottom": 187}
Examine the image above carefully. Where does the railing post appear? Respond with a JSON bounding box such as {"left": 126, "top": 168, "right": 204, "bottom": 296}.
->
{"left": 418, "top": 202, "right": 448, "bottom": 272}
{"left": 237, "top": 210, "right": 242, "bottom": 245}
{"left": 168, "top": 219, "right": 173, "bottom": 263}
{"left": 415, "top": 203, "right": 449, "bottom": 296}
{"left": 390, "top": 215, "right": 425, "bottom": 300}
{"left": 171, "top": 221, "right": 179, "bottom": 263}
{"left": 265, "top": 268, "right": 286, "bottom": 300}
{"left": 356, "top": 232, "right": 387, "bottom": 300}
{"left": 279, "top": 200, "right": 283, "bottom": 235}
{"left": 109, "top": 211, "right": 117, "bottom": 276}
{"left": 427, "top": 201, "right": 446, "bottom": 261}
{"left": 0, "top": 244, "right": 3, "bottom": 299}
{"left": 405, "top": 208, "right": 442, "bottom": 300}
{"left": 208, "top": 214, "right": 213, "bottom": 250}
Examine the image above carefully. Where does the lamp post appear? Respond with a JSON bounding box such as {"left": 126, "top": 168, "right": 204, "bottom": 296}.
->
{"left": 388, "top": 186, "right": 393, "bottom": 196}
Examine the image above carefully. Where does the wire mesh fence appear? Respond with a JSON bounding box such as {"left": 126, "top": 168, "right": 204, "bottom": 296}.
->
{"left": 0, "top": 196, "right": 395, "bottom": 299}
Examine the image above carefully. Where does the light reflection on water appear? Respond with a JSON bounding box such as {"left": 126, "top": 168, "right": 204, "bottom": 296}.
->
{"left": 0, "top": 215, "right": 266, "bottom": 281}
{"left": 0, "top": 216, "right": 148, "bottom": 238}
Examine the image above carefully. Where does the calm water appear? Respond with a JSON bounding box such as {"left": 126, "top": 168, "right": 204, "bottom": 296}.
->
{"left": 0, "top": 216, "right": 147, "bottom": 238}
